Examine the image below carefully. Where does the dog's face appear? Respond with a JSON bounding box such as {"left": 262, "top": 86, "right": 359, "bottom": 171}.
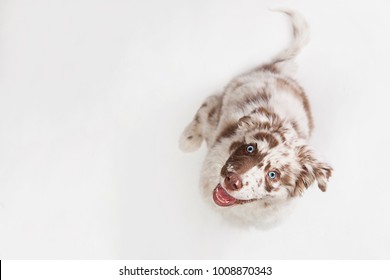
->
{"left": 213, "top": 114, "right": 332, "bottom": 207}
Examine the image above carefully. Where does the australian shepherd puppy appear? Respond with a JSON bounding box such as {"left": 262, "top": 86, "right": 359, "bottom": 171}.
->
{"left": 180, "top": 9, "right": 332, "bottom": 227}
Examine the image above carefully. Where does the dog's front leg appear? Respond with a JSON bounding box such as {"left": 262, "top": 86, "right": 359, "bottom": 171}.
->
{"left": 179, "top": 94, "right": 222, "bottom": 152}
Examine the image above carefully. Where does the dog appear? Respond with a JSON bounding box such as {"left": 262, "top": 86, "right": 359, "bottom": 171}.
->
{"left": 179, "top": 9, "right": 332, "bottom": 227}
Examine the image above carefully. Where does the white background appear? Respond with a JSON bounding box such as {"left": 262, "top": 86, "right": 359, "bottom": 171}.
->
{"left": 1, "top": 0, "right": 389, "bottom": 259}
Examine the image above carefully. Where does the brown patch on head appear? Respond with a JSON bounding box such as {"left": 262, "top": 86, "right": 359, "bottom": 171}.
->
{"left": 216, "top": 123, "right": 239, "bottom": 143}
{"left": 250, "top": 107, "right": 281, "bottom": 125}
{"left": 276, "top": 78, "right": 314, "bottom": 134}
{"left": 229, "top": 141, "right": 242, "bottom": 153}
{"left": 220, "top": 164, "right": 228, "bottom": 177}
{"left": 237, "top": 116, "right": 253, "bottom": 130}
{"left": 254, "top": 132, "right": 279, "bottom": 148}
{"left": 248, "top": 107, "right": 284, "bottom": 133}
{"left": 221, "top": 143, "right": 266, "bottom": 176}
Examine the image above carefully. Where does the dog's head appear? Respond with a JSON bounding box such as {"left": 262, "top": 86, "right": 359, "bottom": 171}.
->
{"left": 213, "top": 113, "right": 332, "bottom": 207}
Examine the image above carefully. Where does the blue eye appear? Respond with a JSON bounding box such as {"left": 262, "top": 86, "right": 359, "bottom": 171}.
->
{"left": 246, "top": 145, "right": 255, "bottom": 153}
{"left": 268, "top": 171, "right": 277, "bottom": 179}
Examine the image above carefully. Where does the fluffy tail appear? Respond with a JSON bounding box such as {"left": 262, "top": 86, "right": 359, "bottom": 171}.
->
{"left": 262, "top": 9, "right": 310, "bottom": 73}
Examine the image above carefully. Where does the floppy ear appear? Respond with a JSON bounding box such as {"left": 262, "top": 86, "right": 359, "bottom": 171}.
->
{"left": 293, "top": 145, "right": 333, "bottom": 196}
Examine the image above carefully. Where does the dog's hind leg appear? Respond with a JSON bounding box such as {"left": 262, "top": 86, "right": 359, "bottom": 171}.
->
{"left": 179, "top": 94, "right": 222, "bottom": 152}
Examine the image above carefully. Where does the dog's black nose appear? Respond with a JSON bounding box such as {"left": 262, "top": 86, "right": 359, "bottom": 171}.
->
{"left": 224, "top": 172, "right": 242, "bottom": 191}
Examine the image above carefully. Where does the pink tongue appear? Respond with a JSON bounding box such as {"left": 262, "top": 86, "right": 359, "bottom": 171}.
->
{"left": 213, "top": 185, "right": 236, "bottom": 207}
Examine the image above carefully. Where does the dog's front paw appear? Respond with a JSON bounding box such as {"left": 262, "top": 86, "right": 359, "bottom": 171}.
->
{"left": 179, "top": 123, "right": 203, "bottom": 152}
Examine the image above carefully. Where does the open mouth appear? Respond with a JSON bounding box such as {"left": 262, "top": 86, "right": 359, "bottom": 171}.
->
{"left": 213, "top": 184, "right": 255, "bottom": 207}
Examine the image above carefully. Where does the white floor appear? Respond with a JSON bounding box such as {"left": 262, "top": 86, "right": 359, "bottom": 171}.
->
{"left": 1, "top": 0, "right": 390, "bottom": 259}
